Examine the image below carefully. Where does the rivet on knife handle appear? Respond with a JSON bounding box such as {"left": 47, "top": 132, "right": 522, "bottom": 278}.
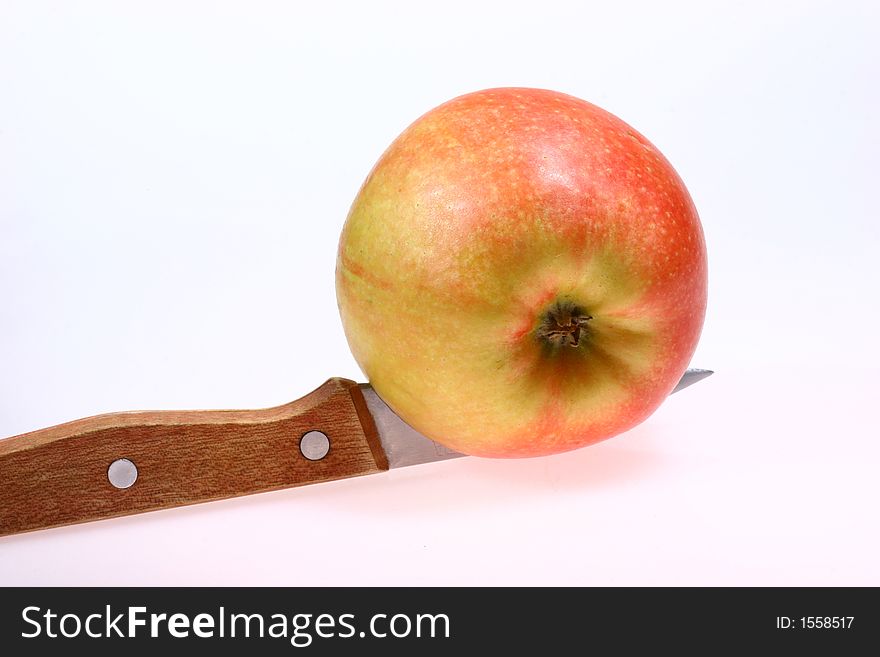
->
{"left": 0, "top": 378, "right": 387, "bottom": 537}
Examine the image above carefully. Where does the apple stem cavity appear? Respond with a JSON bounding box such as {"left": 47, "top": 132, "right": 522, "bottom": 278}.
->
{"left": 536, "top": 300, "right": 593, "bottom": 349}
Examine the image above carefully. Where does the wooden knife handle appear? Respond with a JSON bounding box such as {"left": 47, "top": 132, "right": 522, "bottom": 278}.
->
{"left": 0, "top": 378, "right": 388, "bottom": 537}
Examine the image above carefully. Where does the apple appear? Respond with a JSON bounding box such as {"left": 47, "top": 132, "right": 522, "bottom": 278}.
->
{"left": 336, "top": 88, "right": 707, "bottom": 458}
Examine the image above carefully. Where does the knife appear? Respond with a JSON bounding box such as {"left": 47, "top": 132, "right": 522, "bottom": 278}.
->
{"left": 0, "top": 368, "right": 712, "bottom": 537}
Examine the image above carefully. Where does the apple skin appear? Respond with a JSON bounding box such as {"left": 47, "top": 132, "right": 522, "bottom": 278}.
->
{"left": 336, "top": 88, "right": 707, "bottom": 458}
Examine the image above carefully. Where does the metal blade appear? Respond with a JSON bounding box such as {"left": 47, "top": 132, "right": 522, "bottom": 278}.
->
{"left": 360, "top": 367, "right": 713, "bottom": 468}
{"left": 671, "top": 368, "right": 714, "bottom": 393}
{"left": 360, "top": 385, "right": 466, "bottom": 468}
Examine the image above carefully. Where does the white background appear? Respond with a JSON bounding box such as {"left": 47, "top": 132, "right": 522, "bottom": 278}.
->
{"left": 1, "top": 1, "right": 878, "bottom": 585}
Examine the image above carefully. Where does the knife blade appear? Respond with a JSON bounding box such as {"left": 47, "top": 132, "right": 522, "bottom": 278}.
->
{"left": 0, "top": 368, "right": 712, "bottom": 537}
{"left": 363, "top": 368, "right": 714, "bottom": 468}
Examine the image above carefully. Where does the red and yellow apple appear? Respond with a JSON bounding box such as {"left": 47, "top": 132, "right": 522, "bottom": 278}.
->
{"left": 336, "top": 88, "right": 707, "bottom": 457}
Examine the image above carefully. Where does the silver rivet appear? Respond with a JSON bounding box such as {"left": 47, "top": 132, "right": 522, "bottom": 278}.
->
{"left": 108, "top": 458, "right": 138, "bottom": 489}
{"left": 300, "top": 431, "right": 330, "bottom": 461}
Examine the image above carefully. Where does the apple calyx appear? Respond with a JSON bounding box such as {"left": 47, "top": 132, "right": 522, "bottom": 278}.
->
{"left": 536, "top": 300, "right": 593, "bottom": 349}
